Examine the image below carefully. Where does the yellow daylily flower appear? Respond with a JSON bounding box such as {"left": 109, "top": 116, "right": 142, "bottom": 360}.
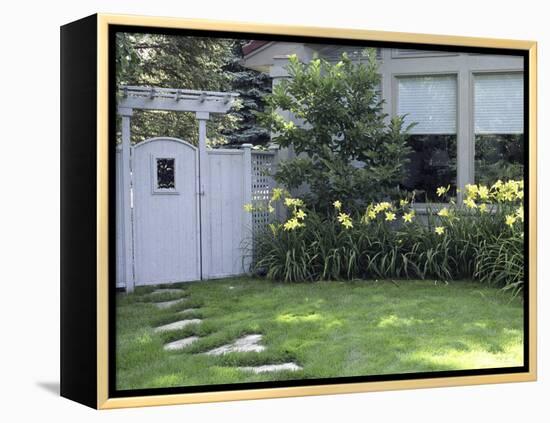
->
{"left": 283, "top": 217, "right": 304, "bottom": 231}
{"left": 342, "top": 220, "right": 353, "bottom": 229}
{"left": 385, "top": 212, "right": 396, "bottom": 222}
{"left": 492, "top": 180, "right": 504, "bottom": 190}
{"left": 402, "top": 211, "right": 415, "bottom": 223}
{"left": 295, "top": 209, "right": 307, "bottom": 220}
{"left": 337, "top": 212, "right": 353, "bottom": 229}
{"left": 503, "top": 191, "right": 514, "bottom": 201}
{"left": 271, "top": 187, "right": 284, "bottom": 201}
{"left": 465, "top": 184, "right": 478, "bottom": 199}
{"left": 333, "top": 200, "right": 342, "bottom": 210}
{"left": 438, "top": 208, "right": 450, "bottom": 217}
{"left": 479, "top": 203, "right": 488, "bottom": 213}
{"left": 435, "top": 226, "right": 445, "bottom": 235}
{"left": 478, "top": 185, "right": 489, "bottom": 200}
{"left": 505, "top": 214, "right": 517, "bottom": 227}
{"left": 436, "top": 185, "right": 449, "bottom": 197}
{"left": 400, "top": 199, "right": 409, "bottom": 207}
{"left": 516, "top": 205, "right": 524, "bottom": 222}
{"left": 516, "top": 190, "right": 524, "bottom": 200}
{"left": 243, "top": 203, "right": 254, "bottom": 212}
{"left": 464, "top": 198, "right": 477, "bottom": 209}
{"left": 373, "top": 201, "right": 392, "bottom": 213}
{"left": 284, "top": 197, "right": 304, "bottom": 208}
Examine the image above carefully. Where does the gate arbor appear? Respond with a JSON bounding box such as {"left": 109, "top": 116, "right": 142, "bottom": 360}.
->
{"left": 116, "top": 86, "right": 252, "bottom": 292}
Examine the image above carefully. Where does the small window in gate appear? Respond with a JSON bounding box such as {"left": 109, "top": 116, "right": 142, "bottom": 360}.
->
{"left": 156, "top": 158, "right": 176, "bottom": 190}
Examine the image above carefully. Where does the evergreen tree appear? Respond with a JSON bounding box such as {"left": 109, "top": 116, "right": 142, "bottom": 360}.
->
{"left": 221, "top": 40, "right": 272, "bottom": 146}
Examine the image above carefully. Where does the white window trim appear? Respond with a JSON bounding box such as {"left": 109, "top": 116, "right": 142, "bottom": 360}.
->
{"left": 391, "top": 49, "right": 460, "bottom": 59}
{"left": 392, "top": 71, "right": 463, "bottom": 204}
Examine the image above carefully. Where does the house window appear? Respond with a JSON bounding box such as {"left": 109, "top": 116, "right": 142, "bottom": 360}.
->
{"left": 474, "top": 73, "right": 524, "bottom": 185}
{"left": 397, "top": 75, "right": 457, "bottom": 202}
{"left": 156, "top": 158, "right": 176, "bottom": 189}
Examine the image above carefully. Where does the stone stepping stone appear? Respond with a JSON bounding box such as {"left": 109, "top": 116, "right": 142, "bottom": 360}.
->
{"left": 238, "top": 363, "right": 302, "bottom": 373}
{"left": 177, "top": 308, "right": 200, "bottom": 315}
{"left": 205, "top": 334, "right": 265, "bottom": 356}
{"left": 154, "top": 298, "right": 186, "bottom": 309}
{"left": 151, "top": 288, "right": 184, "bottom": 295}
{"left": 154, "top": 319, "right": 202, "bottom": 333}
{"left": 163, "top": 336, "right": 199, "bottom": 351}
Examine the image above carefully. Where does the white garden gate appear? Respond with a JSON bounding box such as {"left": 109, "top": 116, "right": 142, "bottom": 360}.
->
{"left": 115, "top": 86, "right": 270, "bottom": 292}
{"left": 132, "top": 137, "right": 201, "bottom": 285}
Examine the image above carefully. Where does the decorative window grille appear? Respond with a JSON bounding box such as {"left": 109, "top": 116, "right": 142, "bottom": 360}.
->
{"left": 156, "top": 158, "right": 175, "bottom": 189}
{"left": 251, "top": 151, "right": 276, "bottom": 235}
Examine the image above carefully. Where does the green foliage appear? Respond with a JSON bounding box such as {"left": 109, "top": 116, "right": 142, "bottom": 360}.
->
{"left": 116, "top": 277, "right": 523, "bottom": 389}
{"left": 252, "top": 181, "right": 524, "bottom": 296}
{"left": 475, "top": 231, "right": 524, "bottom": 298}
{"left": 115, "top": 33, "right": 270, "bottom": 146}
{"left": 257, "top": 51, "right": 413, "bottom": 211}
{"left": 115, "top": 32, "right": 235, "bottom": 145}
{"left": 221, "top": 41, "right": 272, "bottom": 146}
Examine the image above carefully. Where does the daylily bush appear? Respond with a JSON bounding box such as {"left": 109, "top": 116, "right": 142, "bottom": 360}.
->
{"left": 245, "top": 181, "right": 524, "bottom": 296}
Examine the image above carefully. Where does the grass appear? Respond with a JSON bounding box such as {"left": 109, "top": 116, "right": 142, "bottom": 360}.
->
{"left": 116, "top": 277, "right": 524, "bottom": 390}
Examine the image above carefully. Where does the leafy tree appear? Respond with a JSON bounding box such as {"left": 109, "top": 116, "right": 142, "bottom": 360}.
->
{"left": 115, "top": 32, "right": 239, "bottom": 145}
{"left": 258, "top": 50, "right": 414, "bottom": 212}
{"left": 115, "top": 33, "right": 271, "bottom": 147}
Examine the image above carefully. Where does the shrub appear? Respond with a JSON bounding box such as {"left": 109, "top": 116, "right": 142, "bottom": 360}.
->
{"left": 247, "top": 180, "right": 524, "bottom": 295}
{"left": 257, "top": 51, "right": 413, "bottom": 212}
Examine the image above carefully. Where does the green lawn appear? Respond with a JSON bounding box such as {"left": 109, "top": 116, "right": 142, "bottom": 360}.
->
{"left": 116, "top": 278, "right": 524, "bottom": 390}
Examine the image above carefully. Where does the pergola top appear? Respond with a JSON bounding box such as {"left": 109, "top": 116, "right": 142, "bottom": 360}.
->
{"left": 117, "top": 86, "right": 239, "bottom": 115}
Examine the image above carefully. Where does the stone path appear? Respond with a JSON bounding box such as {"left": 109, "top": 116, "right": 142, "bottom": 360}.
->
{"left": 163, "top": 336, "right": 200, "bottom": 351}
{"left": 154, "top": 319, "right": 202, "bottom": 333}
{"left": 238, "top": 363, "right": 302, "bottom": 373}
{"left": 154, "top": 298, "right": 186, "bottom": 309}
{"left": 150, "top": 285, "right": 302, "bottom": 373}
{"left": 177, "top": 308, "right": 200, "bottom": 315}
{"left": 205, "top": 334, "right": 265, "bottom": 356}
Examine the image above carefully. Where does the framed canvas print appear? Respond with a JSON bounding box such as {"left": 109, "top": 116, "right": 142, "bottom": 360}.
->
{"left": 60, "top": 13, "right": 537, "bottom": 409}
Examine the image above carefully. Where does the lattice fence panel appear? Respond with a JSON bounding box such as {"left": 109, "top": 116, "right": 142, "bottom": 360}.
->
{"left": 251, "top": 151, "right": 276, "bottom": 235}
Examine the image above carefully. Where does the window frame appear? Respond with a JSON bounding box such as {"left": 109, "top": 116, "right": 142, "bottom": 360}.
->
{"left": 470, "top": 70, "right": 525, "bottom": 185}
{"left": 391, "top": 48, "right": 459, "bottom": 59}
{"left": 150, "top": 153, "right": 180, "bottom": 195}
{"left": 392, "top": 71, "right": 460, "bottom": 205}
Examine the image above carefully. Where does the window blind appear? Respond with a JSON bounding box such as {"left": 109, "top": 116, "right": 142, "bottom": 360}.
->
{"left": 474, "top": 73, "right": 524, "bottom": 134}
{"left": 397, "top": 75, "right": 457, "bottom": 134}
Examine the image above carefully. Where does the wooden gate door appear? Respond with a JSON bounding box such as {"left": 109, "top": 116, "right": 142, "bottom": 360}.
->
{"left": 132, "top": 137, "right": 201, "bottom": 285}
